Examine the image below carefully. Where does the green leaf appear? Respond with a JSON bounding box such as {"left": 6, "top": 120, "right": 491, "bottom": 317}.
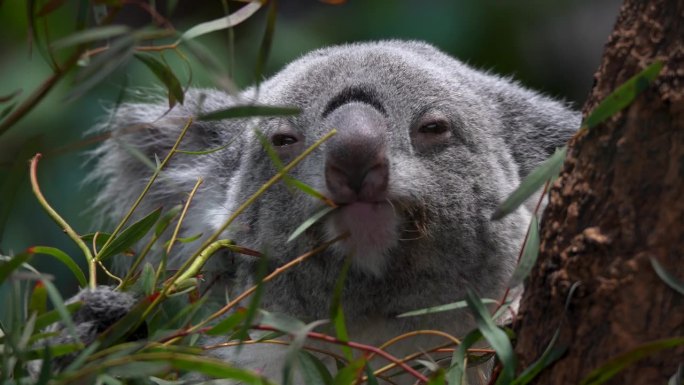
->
{"left": 199, "top": 105, "right": 301, "bottom": 121}
{"left": 36, "top": 345, "right": 52, "bottom": 385}
{"left": 447, "top": 329, "right": 483, "bottom": 385}
{"left": 66, "top": 35, "right": 135, "bottom": 102}
{"left": 107, "top": 361, "right": 170, "bottom": 378}
{"left": 51, "top": 25, "right": 130, "bottom": 50}
{"left": 135, "top": 53, "right": 185, "bottom": 108}
{"left": 298, "top": 350, "right": 334, "bottom": 385}
{"left": 176, "top": 137, "right": 237, "bottom": 155}
{"left": 492, "top": 146, "right": 567, "bottom": 220}
{"left": 29, "top": 246, "right": 87, "bottom": 287}
{"left": 508, "top": 216, "right": 540, "bottom": 288}
{"left": 332, "top": 358, "right": 365, "bottom": 385}
{"left": 465, "top": 288, "right": 517, "bottom": 384}
{"left": 330, "top": 257, "right": 353, "bottom": 361}
{"left": 583, "top": 61, "right": 663, "bottom": 129}
{"left": 165, "top": 353, "right": 274, "bottom": 383}
{"left": 650, "top": 258, "right": 684, "bottom": 295}
{"left": 34, "top": 302, "right": 82, "bottom": 330}
{"left": 288, "top": 206, "right": 336, "bottom": 243}
{"left": 97, "top": 207, "right": 162, "bottom": 261}
{"left": 511, "top": 282, "right": 578, "bottom": 385}
{"left": 397, "top": 298, "right": 497, "bottom": 318}
{"left": 254, "top": 0, "right": 277, "bottom": 86}
{"left": 99, "top": 295, "right": 154, "bottom": 348}
{"left": 285, "top": 178, "right": 335, "bottom": 206}
{"left": 580, "top": 337, "right": 684, "bottom": 385}
{"left": 36, "top": 0, "right": 67, "bottom": 17}
{"left": 140, "top": 263, "right": 157, "bottom": 296}
{"left": 0, "top": 251, "right": 31, "bottom": 283}
{"left": 155, "top": 205, "right": 183, "bottom": 237}
{"left": 180, "top": 2, "right": 263, "bottom": 41}
{"left": 206, "top": 309, "right": 246, "bottom": 337}
{"left": 41, "top": 278, "right": 81, "bottom": 344}
{"left": 28, "top": 281, "right": 48, "bottom": 315}
{"left": 234, "top": 254, "right": 268, "bottom": 343}
{"left": 427, "top": 369, "right": 446, "bottom": 385}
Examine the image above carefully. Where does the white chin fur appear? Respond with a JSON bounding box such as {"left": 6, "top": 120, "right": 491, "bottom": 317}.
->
{"left": 324, "top": 202, "right": 399, "bottom": 276}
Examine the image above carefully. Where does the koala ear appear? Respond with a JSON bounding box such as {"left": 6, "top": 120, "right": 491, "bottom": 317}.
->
{"left": 490, "top": 83, "right": 581, "bottom": 178}
{"left": 88, "top": 89, "right": 238, "bottom": 226}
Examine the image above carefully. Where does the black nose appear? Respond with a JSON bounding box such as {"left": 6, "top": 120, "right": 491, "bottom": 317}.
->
{"left": 324, "top": 103, "right": 389, "bottom": 204}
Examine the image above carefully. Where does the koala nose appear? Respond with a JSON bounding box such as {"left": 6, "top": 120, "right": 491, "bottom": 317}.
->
{"left": 324, "top": 103, "right": 389, "bottom": 203}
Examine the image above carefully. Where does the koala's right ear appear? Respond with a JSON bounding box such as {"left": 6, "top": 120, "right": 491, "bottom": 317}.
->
{"left": 88, "top": 89, "right": 241, "bottom": 226}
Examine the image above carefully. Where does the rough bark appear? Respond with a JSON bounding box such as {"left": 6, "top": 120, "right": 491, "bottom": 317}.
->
{"left": 513, "top": 0, "right": 684, "bottom": 384}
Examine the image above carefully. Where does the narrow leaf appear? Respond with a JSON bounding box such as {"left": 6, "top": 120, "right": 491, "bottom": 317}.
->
{"left": 199, "top": 105, "right": 301, "bottom": 121}
{"left": 135, "top": 53, "right": 185, "bottom": 108}
{"left": 51, "top": 25, "right": 131, "bottom": 50}
{"left": 397, "top": 298, "right": 497, "bottom": 318}
{"left": 29, "top": 281, "right": 48, "bottom": 315}
{"left": 97, "top": 207, "right": 162, "bottom": 261}
{"left": 288, "top": 206, "right": 335, "bottom": 243}
{"left": 580, "top": 337, "right": 684, "bottom": 385}
{"left": 465, "top": 288, "right": 517, "bottom": 384}
{"left": 206, "top": 309, "right": 247, "bottom": 336}
{"left": 447, "top": 329, "right": 483, "bottom": 385}
{"left": 650, "top": 258, "right": 684, "bottom": 295}
{"left": 155, "top": 205, "right": 183, "bottom": 237}
{"left": 34, "top": 302, "right": 82, "bottom": 330}
{"left": 508, "top": 216, "right": 540, "bottom": 288}
{"left": 0, "top": 252, "right": 31, "bottom": 283}
{"left": 180, "top": 2, "right": 263, "bottom": 41}
{"left": 298, "top": 350, "right": 334, "bottom": 385}
{"left": 583, "top": 62, "right": 663, "bottom": 129}
{"left": 30, "top": 246, "right": 87, "bottom": 287}
{"left": 66, "top": 35, "right": 135, "bottom": 101}
{"left": 492, "top": 146, "right": 566, "bottom": 220}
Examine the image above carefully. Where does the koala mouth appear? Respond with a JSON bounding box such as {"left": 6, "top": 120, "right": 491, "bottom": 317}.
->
{"left": 324, "top": 201, "right": 400, "bottom": 276}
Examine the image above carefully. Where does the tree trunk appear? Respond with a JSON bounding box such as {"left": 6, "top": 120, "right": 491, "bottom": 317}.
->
{"left": 513, "top": 0, "right": 684, "bottom": 383}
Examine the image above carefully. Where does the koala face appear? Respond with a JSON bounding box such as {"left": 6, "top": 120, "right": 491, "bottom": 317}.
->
{"left": 200, "top": 43, "right": 539, "bottom": 321}
{"left": 95, "top": 40, "right": 578, "bottom": 328}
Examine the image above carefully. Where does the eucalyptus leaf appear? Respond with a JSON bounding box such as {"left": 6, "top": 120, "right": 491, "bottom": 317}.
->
{"left": 199, "top": 105, "right": 301, "bottom": 121}
{"left": 135, "top": 53, "right": 185, "bottom": 108}
{"left": 583, "top": 61, "right": 663, "bottom": 129}
{"left": 580, "top": 337, "right": 684, "bottom": 385}
{"left": 650, "top": 257, "right": 684, "bottom": 295}
{"left": 492, "top": 146, "right": 567, "bottom": 220}
{"left": 97, "top": 207, "right": 162, "bottom": 261}
{"left": 51, "top": 25, "right": 130, "bottom": 50}
{"left": 30, "top": 246, "right": 87, "bottom": 287}
{"left": 465, "top": 288, "right": 517, "bottom": 384}
{"left": 180, "top": 2, "right": 262, "bottom": 41}
{"left": 508, "top": 216, "right": 540, "bottom": 288}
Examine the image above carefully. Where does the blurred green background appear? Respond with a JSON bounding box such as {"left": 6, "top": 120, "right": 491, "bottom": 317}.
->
{"left": 0, "top": 0, "right": 621, "bottom": 296}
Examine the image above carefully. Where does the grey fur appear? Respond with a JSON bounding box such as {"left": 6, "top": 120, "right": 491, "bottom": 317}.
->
{"left": 86, "top": 40, "right": 579, "bottom": 383}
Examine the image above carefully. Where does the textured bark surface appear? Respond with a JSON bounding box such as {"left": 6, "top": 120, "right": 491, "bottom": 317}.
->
{"left": 513, "top": 0, "right": 684, "bottom": 384}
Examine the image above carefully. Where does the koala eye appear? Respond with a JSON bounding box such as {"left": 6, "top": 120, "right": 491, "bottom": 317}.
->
{"left": 418, "top": 120, "right": 449, "bottom": 135}
{"left": 411, "top": 112, "right": 452, "bottom": 152}
{"left": 271, "top": 133, "right": 299, "bottom": 147}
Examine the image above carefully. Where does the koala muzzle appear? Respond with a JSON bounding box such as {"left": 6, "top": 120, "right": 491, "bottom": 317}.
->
{"left": 324, "top": 102, "right": 389, "bottom": 204}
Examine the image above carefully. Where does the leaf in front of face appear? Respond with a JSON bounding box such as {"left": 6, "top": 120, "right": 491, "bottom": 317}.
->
{"left": 134, "top": 53, "right": 185, "bottom": 108}
{"left": 465, "top": 288, "right": 517, "bottom": 384}
{"left": 491, "top": 146, "right": 566, "bottom": 220}
{"left": 199, "top": 105, "right": 301, "bottom": 121}
{"left": 97, "top": 207, "right": 162, "bottom": 261}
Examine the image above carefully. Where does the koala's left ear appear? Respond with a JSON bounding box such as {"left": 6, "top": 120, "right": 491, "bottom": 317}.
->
{"left": 489, "top": 83, "right": 581, "bottom": 178}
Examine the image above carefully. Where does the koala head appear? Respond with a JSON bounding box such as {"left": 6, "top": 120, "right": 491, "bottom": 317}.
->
{"left": 93, "top": 40, "right": 579, "bottom": 322}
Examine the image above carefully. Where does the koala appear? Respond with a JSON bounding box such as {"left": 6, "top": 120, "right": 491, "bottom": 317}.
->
{"left": 85, "top": 40, "right": 579, "bottom": 383}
